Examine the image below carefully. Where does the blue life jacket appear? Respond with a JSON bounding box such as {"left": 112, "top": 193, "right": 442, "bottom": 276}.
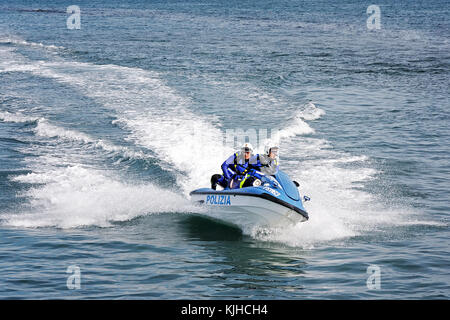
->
{"left": 221, "top": 152, "right": 251, "bottom": 180}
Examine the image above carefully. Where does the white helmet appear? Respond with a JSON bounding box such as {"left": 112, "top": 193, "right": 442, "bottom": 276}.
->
{"left": 241, "top": 142, "right": 254, "bottom": 153}
{"left": 264, "top": 144, "right": 279, "bottom": 156}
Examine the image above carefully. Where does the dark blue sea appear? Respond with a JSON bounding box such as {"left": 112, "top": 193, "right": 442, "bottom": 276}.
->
{"left": 0, "top": 0, "right": 449, "bottom": 299}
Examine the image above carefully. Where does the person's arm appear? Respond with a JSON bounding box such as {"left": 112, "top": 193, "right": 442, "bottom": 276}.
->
{"left": 257, "top": 154, "right": 269, "bottom": 166}
{"left": 264, "top": 158, "right": 279, "bottom": 175}
{"left": 221, "top": 154, "right": 236, "bottom": 180}
{"left": 257, "top": 154, "right": 279, "bottom": 175}
{"left": 248, "top": 154, "right": 264, "bottom": 179}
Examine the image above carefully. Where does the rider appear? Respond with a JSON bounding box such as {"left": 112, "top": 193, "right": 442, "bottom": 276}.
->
{"left": 249, "top": 143, "right": 279, "bottom": 176}
{"left": 228, "top": 143, "right": 280, "bottom": 188}
{"left": 211, "top": 142, "right": 254, "bottom": 190}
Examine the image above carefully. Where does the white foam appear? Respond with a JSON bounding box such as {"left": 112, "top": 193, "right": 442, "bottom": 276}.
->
{"left": 0, "top": 53, "right": 215, "bottom": 228}
{"left": 0, "top": 45, "right": 42, "bottom": 73}
{"left": 0, "top": 36, "right": 64, "bottom": 51}
{"left": 34, "top": 119, "right": 92, "bottom": 142}
{"left": 297, "top": 102, "right": 326, "bottom": 121}
{"left": 0, "top": 111, "right": 147, "bottom": 161}
{"left": 4, "top": 166, "right": 195, "bottom": 228}
{"left": 272, "top": 102, "right": 325, "bottom": 142}
{"left": 1, "top": 54, "right": 323, "bottom": 196}
{"left": 16, "top": 59, "right": 234, "bottom": 194}
{"left": 321, "top": 155, "right": 369, "bottom": 164}
{"left": 243, "top": 138, "right": 433, "bottom": 248}
{"left": 0, "top": 111, "right": 40, "bottom": 123}
{"left": 1, "top": 49, "right": 429, "bottom": 241}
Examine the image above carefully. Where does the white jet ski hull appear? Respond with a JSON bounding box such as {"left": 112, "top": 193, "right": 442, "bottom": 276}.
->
{"left": 190, "top": 192, "right": 307, "bottom": 229}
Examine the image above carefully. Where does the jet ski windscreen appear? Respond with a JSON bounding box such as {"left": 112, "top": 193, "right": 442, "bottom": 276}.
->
{"left": 275, "top": 170, "right": 300, "bottom": 201}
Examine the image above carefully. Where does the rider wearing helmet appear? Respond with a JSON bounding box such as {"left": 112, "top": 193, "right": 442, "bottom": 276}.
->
{"left": 211, "top": 143, "right": 255, "bottom": 190}
{"left": 249, "top": 143, "right": 279, "bottom": 176}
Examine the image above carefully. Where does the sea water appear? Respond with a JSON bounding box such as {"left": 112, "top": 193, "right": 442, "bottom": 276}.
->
{"left": 0, "top": 0, "right": 448, "bottom": 299}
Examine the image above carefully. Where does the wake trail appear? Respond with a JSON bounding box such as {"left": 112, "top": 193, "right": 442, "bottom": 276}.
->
{"left": 1, "top": 41, "right": 436, "bottom": 238}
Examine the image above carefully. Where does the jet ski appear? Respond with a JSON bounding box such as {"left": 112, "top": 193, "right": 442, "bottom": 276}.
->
{"left": 189, "top": 170, "right": 309, "bottom": 228}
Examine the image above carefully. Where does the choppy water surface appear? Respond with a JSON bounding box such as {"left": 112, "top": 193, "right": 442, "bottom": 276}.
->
{"left": 0, "top": 0, "right": 449, "bottom": 299}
